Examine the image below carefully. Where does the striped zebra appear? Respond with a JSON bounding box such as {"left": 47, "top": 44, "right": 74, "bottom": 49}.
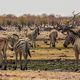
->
{"left": 62, "top": 28, "right": 80, "bottom": 70}
{"left": 0, "top": 36, "right": 8, "bottom": 70}
{"left": 27, "top": 27, "right": 40, "bottom": 48}
{"left": 8, "top": 34, "right": 31, "bottom": 70}
{"left": 49, "top": 30, "right": 58, "bottom": 47}
{"left": 63, "top": 32, "right": 76, "bottom": 48}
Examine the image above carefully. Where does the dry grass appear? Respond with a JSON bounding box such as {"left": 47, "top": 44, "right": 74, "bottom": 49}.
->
{"left": 0, "top": 30, "right": 74, "bottom": 60}
{"left": 6, "top": 40, "right": 75, "bottom": 60}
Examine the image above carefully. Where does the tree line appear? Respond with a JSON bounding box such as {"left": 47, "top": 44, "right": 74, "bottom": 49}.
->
{"left": 0, "top": 14, "right": 80, "bottom": 27}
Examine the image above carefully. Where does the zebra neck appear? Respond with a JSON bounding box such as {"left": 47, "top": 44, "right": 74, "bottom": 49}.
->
{"left": 68, "top": 29, "right": 80, "bottom": 40}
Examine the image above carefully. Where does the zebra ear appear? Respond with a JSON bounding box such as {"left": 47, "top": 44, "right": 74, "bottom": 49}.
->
{"left": 7, "top": 35, "right": 12, "bottom": 40}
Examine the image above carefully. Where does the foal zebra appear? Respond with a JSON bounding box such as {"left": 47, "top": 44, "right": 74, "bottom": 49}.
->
{"left": 8, "top": 34, "right": 31, "bottom": 70}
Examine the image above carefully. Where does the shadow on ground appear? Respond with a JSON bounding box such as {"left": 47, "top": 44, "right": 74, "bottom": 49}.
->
{"left": 1, "top": 59, "right": 80, "bottom": 72}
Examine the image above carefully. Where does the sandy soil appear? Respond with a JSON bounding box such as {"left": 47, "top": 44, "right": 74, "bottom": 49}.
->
{"left": 0, "top": 70, "right": 80, "bottom": 80}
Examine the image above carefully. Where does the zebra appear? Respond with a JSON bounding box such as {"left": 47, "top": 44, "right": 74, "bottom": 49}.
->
{"left": 8, "top": 34, "right": 31, "bottom": 70}
{"left": 49, "top": 30, "right": 58, "bottom": 47}
{"left": 63, "top": 32, "right": 76, "bottom": 48}
{"left": 0, "top": 34, "right": 18, "bottom": 70}
{"left": 27, "top": 27, "right": 40, "bottom": 48}
{"left": 62, "top": 28, "right": 80, "bottom": 70}
{"left": 17, "top": 24, "right": 22, "bottom": 32}
{"left": 0, "top": 36, "right": 8, "bottom": 70}
{"left": 0, "top": 34, "right": 31, "bottom": 70}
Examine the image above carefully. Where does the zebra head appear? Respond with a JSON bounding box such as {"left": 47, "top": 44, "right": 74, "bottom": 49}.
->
{"left": 8, "top": 34, "right": 19, "bottom": 50}
{"left": 61, "top": 26, "right": 70, "bottom": 33}
{"left": 64, "top": 35, "right": 71, "bottom": 48}
{"left": 61, "top": 25, "right": 74, "bottom": 34}
{"left": 63, "top": 34, "right": 75, "bottom": 48}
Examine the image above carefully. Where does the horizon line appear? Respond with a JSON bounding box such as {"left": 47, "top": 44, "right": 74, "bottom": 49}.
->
{"left": 0, "top": 13, "right": 74, "bottom": 17}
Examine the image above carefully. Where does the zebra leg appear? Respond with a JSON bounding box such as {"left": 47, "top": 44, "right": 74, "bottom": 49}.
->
{"left": 50, "top": 41, "right": 51, "bottom": 48}
{"left": 32, "top": 41, "right": 34, "bottom": 48}
{"left": 52, "top": 44, "right": 55, "bottom": 47}
{"left": 33, "top": 41, "right": 36, "bottom": 48}
{"left": 52, "top": 41, "right": 56, "bottom": 48}
{"left": 3, "top": 51, "right": 7, "bottom": 70}
{"left": 75, "top": 52, "right": 79, "bottom": 70}
{"left": 14, "top": 53, "right": 18, "bottom": 70}
{"left": 23, "top": 54, "right": 28, "bottom": 70}
{"left": 34, "top": 41, "right": 36, "bottom": 48}
{"left": 0, "top": 51, "right": 3, "bottom": 69}
{"left": 19, "top": 53, "right": 22, "bottom": 70}
{"left": 33, "top": 41, "right": 35, "bottom": 48}
{"left": 3, "top": 55, "right": 7, "bottom": 70}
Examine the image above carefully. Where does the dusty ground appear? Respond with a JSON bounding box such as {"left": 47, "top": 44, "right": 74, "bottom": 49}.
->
{"left": 0, "top": 70, "right": 80, "bottom": 80}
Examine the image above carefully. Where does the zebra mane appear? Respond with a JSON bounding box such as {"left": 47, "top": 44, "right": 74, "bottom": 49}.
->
{"left": 12, "top": 34, "right": 19, "bottom": 38}
{"left": 69, "top": 29, "right": 80, "bottom": 37}
{"left": 69, "top": 29, "right": 77, "bottom": 35}
{"left": 8, "top": 34, "right": 19, "bottom": 41}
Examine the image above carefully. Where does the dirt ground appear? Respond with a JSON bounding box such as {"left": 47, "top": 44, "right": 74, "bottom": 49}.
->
{"left": 0, "top": 70, "right": 80, "bottom": 80}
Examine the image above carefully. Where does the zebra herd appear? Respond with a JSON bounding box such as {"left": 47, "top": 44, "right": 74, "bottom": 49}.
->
{"left": 0, "top": 25, "right": 80, "bottom": 70}
{"left": 0, "top": 26, "right": 40, "bottom": 70}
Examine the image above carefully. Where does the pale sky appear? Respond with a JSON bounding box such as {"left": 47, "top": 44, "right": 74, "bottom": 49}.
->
{"left": 0, "top": 0, "right": 80, "bottom": 16}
